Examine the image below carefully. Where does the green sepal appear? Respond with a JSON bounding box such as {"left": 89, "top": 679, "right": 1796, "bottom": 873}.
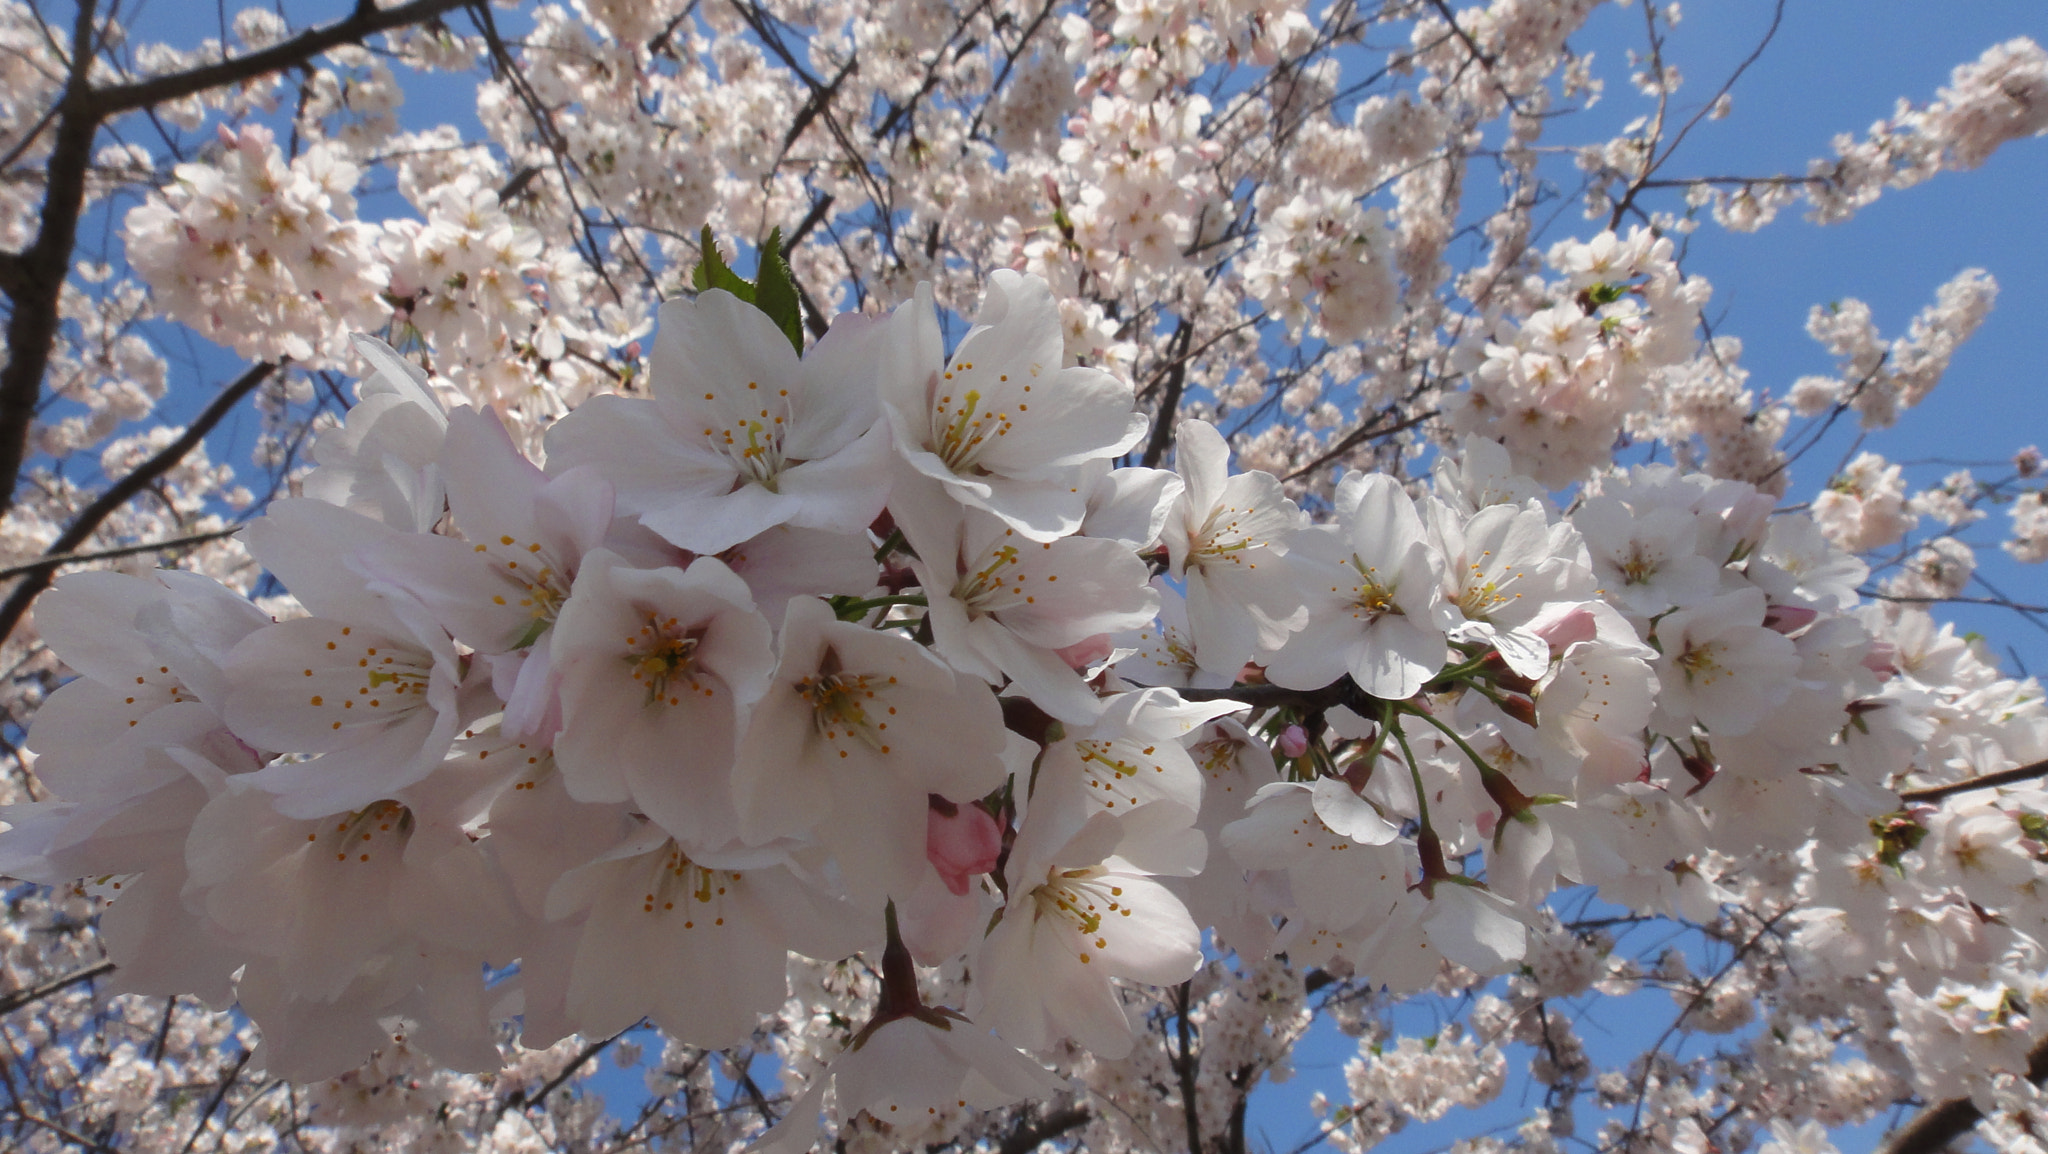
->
{"left": 512, "top": 616, "right": 550, "bottom": 650}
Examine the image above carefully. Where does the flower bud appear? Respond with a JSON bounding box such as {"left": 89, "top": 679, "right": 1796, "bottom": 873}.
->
{"left": 927, "top": 799, "right": 1003, "bottom": 897}
{"left": 1532, "top": 605, "right": 1598, "bottom": 656}
{"left": 1278, "top": 724, "right": 1310, "bottom": 759}
{"left": 1761, "top": 603, "right": 1818, "bottom": 634}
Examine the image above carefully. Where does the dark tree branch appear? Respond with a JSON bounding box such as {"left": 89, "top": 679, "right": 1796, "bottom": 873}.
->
{"left": 0, "top": 959, "right": 114, "bottom": 1017}
{"left": 997, "top": 1106, "right": 1090, "bottom": 1154}
{"left": 0, "top": 527, "right": 243, "bottom": 582}
{"left": 1282, "top": 406, "right": 1440, "bottom": 483}
{"left": 1140, "top": 320, "right": 1195, "bottom": 468}
{"left": 1880, "top": 1031, "right": 2048, "bottom": 1154}
{"left": 0, "top": 0, "right": 468, "bottom": 524}
{"left": 83, "top": 0, "right": 473, "bottom": 119}
{"left": 0, "top": 362, "right": 279, "bottom": 646}
{"left": 1896, "top": 758, "right": 2048, "bottom": 805}
{"left": 497, "top": 1029, "right": 621, "bottom": 1120}
{"left": 0, "top": 0, "right": 102, "bottom": 519}
{"left": 1174, "top": 981, "right": 1204, "bottom": 1154}
{"left": 177, "top": 1047, "right": 252, "bottom": 1154}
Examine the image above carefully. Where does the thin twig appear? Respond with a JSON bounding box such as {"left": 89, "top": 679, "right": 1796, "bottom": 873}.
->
{"left": 1896, "top": 758, "right": 2048, "bottom": 804}
{"left": 0, "top": 527, "right": 242, "bottom": 582}
{"left": 497, "top": 1030, "right": 621, "bottom": 1120}
{"left": 176, "top": 1048, "right": 252, "bottom": 1154}
{"left": 0, "top": 362, "right": 278, "bottom": 646}
{"left": 0, "top": 959, "right": 114, "bottom": 1017}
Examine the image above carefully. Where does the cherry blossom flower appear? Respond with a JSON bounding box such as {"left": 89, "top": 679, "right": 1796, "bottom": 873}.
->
{"left": 545, "top": 291, "right": 895, "bottom": 554}
{"left": 548, "top": 551, "right": 774, "bottom": 847}
{"left": 881, "top": 271, "right": 1149, "bottom": 541}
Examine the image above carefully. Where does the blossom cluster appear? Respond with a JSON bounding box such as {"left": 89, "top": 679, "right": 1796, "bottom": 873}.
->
{"left": 4, "top": 0, "right": 2048, "bottom": 1150}
{"left": 2, "top": 264, "right": 2044, "bottom": 1152}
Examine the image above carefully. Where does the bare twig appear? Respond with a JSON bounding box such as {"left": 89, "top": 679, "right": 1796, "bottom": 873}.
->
{"left": 0, "top": 959, "right": 114, "bottom": 1017}
{"left": 0, "top": 528, "right": 243, "bottom": 582}
{"left": 997, "top": 1105, "right": 1091, "bottom": 1154}
{"left": 1896, "top": 758, "right": 2048, "bottom": 804}
{"left": 497, "top": 1030, "right": 621, "bottom": 1120}
{"left": 177, "top": 1048, "right": 252, "bottom": 1154}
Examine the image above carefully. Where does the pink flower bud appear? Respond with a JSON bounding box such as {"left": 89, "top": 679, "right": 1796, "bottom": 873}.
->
{"left": 1055, "top": 634, "right": 1113, "bottom": 673}
{"left": 1278, "top": 724, "right": 1309, "bottom": 759}
{"left": 1761, "top": 604, "right": 1818, "bottom": 634}
{"left": 926, "top": 800, "right": 1002, "bottom": 897}
{"left": 1532, "top": 605, "right": 1598, "bottom": 656}
{"left": 1862, "top": 641, "right": 1900, "bottom": 680}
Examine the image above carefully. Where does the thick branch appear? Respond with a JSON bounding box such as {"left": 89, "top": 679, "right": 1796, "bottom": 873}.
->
{"left": 1140, "top": 320, "right": 1195, "bottom": 468}
{"left": 1174, "top": 981, "right": 1204, "bottom": 1154}
{"left": 1880, "top": 1031, "right": 2048, "bottom": 1154}
{"left": 83, "top": 0, "right": 472, "bottom": 119}
{"left": 0, "top": 0, "right": 101, "bottom": 519}
{"left": 0, "top": 362, "right": 278, "bottom": 646}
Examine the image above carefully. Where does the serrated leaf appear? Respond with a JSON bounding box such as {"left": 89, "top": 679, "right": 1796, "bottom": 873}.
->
{"left": 691, "top": 225, "right": 754, "bottom": 301}
{"left": 753, "top": 227, "right": 805, "bottom": 354}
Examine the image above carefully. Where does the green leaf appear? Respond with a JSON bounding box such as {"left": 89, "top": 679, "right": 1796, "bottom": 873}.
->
{"left": 691, "top": 225, "right": 754, "bottom": 301}
{"left": 690, "top": 226, "right": 805, "bottom": 354}
{"left": 753, "top": 227, "right": 806, "bottom": 354}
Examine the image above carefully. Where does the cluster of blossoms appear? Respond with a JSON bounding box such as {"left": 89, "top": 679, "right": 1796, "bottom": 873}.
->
{"left": 5, "top": 260, "right": 2047, "bottom": 1151}
{"left": 1682, "top": 38, "right": 2048, "bottom": 231}
{"left": 5, "top": 0, "right": 2048, "bottom": 1150}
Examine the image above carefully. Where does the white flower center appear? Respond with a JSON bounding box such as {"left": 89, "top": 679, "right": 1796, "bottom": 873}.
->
{"left": 478, "top": 533, "right": 570, "bottom": 641}
{"left": 1347, "top": 555, "right": 1403, "bottom": 622}
{"left": 1675, "top": 640, "right": 1729, "bottom": 686}
{"left": 304, "top": 627, "right": 433, "bottom": 732}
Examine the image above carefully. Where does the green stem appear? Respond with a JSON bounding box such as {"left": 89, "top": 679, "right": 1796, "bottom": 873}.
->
{"left": 1386, "top": 702, "right": 1431, "bottom": 833}
{"left": 1400, "top": 702, "right": 1499, "bottom": 783}
{"left": 872, "top": 526, "right": 909, "bottom": 564}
